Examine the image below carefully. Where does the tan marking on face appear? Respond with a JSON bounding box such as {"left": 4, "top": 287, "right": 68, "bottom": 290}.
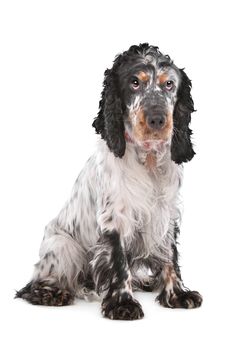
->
{"left": 129, "top": 109, "right": 173, "bottom": 142}
{"left": 157, "top": 73, "right": 168, "bottom": 85}
{"left": 138, "top": 71, "right": 150, "bottom": 82}
{"left": 129, "top": 108, "right": 151, "bottom": 141}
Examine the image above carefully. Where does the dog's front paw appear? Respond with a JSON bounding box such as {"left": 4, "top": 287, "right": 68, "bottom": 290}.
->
{"left": 101, "top": 292, "right": 144, "bottom": 320}
{"left": 157, "top": 289, "right": 203, "bottom": 309}
{"left": 174, "top": 290, "right": 203, "bottom": 308}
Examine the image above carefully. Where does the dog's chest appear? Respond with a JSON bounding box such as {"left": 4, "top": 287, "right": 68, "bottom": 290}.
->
{"left": 126, "top": 158, "right": 181, "bottom": 250}
{"left": 135, "top": 158, "right": 179, "bottom": 211}
{"left": 95, "top": 144, "right": 182, "bottom": 250}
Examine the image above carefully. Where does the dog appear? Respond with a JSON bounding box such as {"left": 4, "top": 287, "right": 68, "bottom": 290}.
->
{"left": 16, "top": 43, "right": 202, "bottom": 320}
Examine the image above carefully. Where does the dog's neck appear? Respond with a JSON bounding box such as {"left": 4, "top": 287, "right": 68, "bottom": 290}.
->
{"left": 124, "top": 132, "right": 171, "bottom": 171}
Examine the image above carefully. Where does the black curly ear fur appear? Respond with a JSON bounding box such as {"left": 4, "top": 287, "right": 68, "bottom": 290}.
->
{"left": 171, "top": 69, "right": 195, "bottom": 164}
{"left": 92, "top": 61, "right": 126, "bottom": 158}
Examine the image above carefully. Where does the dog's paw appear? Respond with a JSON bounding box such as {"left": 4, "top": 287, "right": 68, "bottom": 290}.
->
{"left": 173, "top": 290, "right": 203, "bottom": 308}
{"left": 15, "top": 281, "right": 75, "bottom": 306}
{"left": 101, "top": 292, "right": 144, "bottom": 320}
{"left": 157, "top": 289, "right": 203, "bottom": 309}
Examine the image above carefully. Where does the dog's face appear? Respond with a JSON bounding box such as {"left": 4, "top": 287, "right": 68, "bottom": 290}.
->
{"left": 118, "top": 54, "right": 180, "bottom": 151}
{"left": 93, "top": 44, "right": 195, "bottom": 164}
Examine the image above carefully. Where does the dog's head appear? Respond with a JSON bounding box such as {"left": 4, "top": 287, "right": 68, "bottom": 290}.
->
{"left": 92, "top": 43, "right": 195, "bottom": 164}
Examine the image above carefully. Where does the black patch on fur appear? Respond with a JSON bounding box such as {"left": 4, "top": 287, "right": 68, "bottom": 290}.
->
{"left": 15, "top": 281, "right": 75, "bottom": 306}
{"left": 171, "top": 223, "right": 182, "bottom": 280}
{"left": 92, "top": 67, "right": 126, "bottom": 158}
{"left": 92, "top": 230, "right": 128, "bottom": 294}
{"left": 77, "top": 270, "right": 95, "bottom": 292}
{"left": 92, "top": 230, "right": 144, "bottom": 319}
{"left": 49, "top": 264, "right": 54, "bottom": 274}
{"left": 171, "top": 69, "right": 195, "bottom": 164}
{"left": 44, "top": 252, "right": 50, "bottom": 261}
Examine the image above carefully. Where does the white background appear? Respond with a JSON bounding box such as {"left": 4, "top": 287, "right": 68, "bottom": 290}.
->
{"left": 0, "top": 0, "right": 232, "bottom": 349}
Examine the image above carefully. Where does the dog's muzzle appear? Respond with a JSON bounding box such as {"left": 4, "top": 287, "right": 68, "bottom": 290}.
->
{"left": 141, "top": 92, "right": 168, "bottom": 131}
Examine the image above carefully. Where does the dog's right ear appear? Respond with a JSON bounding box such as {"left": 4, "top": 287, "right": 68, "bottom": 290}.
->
{"left": 92, "top": 64, "right": 126, "bottom": 158}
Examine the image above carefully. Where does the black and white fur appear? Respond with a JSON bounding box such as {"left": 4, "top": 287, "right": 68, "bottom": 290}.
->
{"left": 16, "top": 44, "right": 202, "bottom": 320}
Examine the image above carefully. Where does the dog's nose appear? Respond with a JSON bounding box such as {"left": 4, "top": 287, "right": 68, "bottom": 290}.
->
{"left": 147, "top": 114, "right": 166, "bottom": 130}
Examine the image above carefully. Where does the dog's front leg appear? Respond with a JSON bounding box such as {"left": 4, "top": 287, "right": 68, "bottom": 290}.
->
{"left": 156, "top": 263, "right": 203, "bottom": 308}
{"left": 155, "top": 225, "right": 203, "bottom": 309}
{"left": 91, "top": 230, "right": 144, "bottom": 320}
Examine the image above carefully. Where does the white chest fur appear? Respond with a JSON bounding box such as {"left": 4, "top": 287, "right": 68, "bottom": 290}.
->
{"left": 96, "top": 141, "right": 183, "bottom": 256}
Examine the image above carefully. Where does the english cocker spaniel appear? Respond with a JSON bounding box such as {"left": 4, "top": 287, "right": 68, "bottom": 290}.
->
{"left": 16, "top": 43, "right": 202, "bottom": 320}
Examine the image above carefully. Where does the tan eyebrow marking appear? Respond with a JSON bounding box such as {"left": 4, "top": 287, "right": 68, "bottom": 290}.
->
{"left": 157, "top": 73, "right": 169, "bottom": 85}
{"left": 137, "top": 71, "right": 150, "bottom": 82}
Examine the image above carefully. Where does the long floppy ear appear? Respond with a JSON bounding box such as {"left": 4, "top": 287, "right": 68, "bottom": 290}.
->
{"left": 171, "top": 69, "right": 195, "bottom": 164}
{"left": 92, "top": 66, "right": 126, "bottom": 158}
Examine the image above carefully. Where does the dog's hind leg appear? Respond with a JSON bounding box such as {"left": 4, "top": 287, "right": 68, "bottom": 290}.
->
{"left": 16, "top": 222, "right": 86, "bottom": 306}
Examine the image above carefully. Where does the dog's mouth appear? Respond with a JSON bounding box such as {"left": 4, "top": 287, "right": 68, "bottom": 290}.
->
{"left": 138, "top": 139, "right": 169, "bottom": 152}
{"left": 125, "top": 131, "right": 170, "bottom": 152}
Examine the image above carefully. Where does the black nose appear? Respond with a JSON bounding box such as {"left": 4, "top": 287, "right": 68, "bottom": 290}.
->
{"left": 147, "top": 114, "right": 166, "bottom": 130}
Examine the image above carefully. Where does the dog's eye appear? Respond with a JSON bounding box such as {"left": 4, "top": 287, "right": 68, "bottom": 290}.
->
{"left": 165, "top": 80, "right": 174, "bottom": 91}
{"left": 130, "top": 77, "right": 140, "bottom": 90}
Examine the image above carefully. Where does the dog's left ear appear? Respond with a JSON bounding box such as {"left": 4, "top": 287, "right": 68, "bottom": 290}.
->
{"left": 171, "top": 69, "right": 195, "bottom": 164}
{"left": 92, "top": 62, "right": 126, "bottom": 158}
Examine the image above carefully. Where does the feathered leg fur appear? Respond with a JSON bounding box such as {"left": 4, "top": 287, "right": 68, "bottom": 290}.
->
{"left": 155, "top": 225, "right": 202, "bottom": 309}
{"left": 91, "top": 230, "right": 144, "bottom": 320}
